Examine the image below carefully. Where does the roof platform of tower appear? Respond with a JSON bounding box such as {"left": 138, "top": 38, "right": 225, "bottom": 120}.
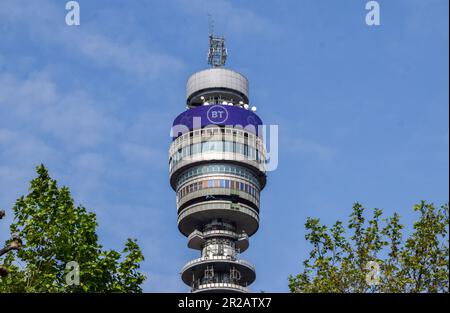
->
{"left": 186, "top": 68, "right": 249, "bottom": 107}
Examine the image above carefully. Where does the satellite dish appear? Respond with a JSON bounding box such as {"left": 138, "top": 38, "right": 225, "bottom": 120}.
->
{"left": 243, "top": 104, "right": 249, "bottom": 110}
{"left": 251, "top": 106, "right": 257, "bottom": 112}
{"left": 222, "top": 101, "right": 228, "bottom": 105}
{"left": 204, "top": 102, "right": 210, "bottom": 106}
{"left": 200, "top": 96, "right": 205, "bottom": 101}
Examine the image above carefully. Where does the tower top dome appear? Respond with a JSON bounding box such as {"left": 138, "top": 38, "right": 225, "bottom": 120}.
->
{"left": 186, "top": 68, "right": 249, "bottom": 106}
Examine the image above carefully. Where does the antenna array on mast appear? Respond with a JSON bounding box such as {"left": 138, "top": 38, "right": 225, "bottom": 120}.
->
{"left": 207, "top": 15, "right": 227, "bottom": 67}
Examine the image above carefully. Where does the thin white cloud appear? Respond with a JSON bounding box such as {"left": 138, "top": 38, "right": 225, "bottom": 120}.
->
{"left": 0, "top": 72, "right": 121, "bottom": 149}
{"left": 272, "top": 119, "right": 337, "bottom": 161}
{"left": 0, "top": 0, "right": 185, "bottom": 81}
{"left": 176, "top": 0, "right": 280, "bottom": 36}
{"left": 73, "top": 33, "right": 184, "bottom": 80}
{"left": 120, "top": 143, "right": 166, "bottom": 166}
{"left": 285, "top": 134, "right": 337, "bottom": 161}
{"left": 73, "top": 152, "right": 106, "bottom": 174}
{"left": 0, "top": 128, "right": 56, "bottom": 164}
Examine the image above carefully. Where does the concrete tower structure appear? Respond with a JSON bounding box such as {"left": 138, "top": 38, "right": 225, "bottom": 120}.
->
{"left": 169, "top": 33, "right": 266, "bottom": 293}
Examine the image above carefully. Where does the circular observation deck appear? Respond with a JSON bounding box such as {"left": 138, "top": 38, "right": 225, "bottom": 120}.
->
{"left": 177, "top": 200, "right": 259, "bottom": 237}
{"left": 181, "top": 256, "right": 256, "bottom": 286}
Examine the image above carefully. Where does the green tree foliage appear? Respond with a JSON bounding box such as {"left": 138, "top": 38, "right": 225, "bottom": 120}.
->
{"left": 1, "top": 210, "right": 22, "bottom": 277}
{"left": 0, "top": 164, "right": 146, "bottom": 292}
{"left": 289, "top": 202, "right": 449, "bottom": 293}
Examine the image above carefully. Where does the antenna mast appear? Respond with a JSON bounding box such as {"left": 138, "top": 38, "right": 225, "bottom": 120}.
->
{"left": 208, "top": 14, "right": 214, "bottom": 36}
{"left": 207, "top": 15, "right": 227, "bottom": 67}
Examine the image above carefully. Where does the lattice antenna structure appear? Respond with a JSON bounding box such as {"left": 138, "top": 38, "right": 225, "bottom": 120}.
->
{"left": 207, "top": 16, "right": 227, "bottom": 67}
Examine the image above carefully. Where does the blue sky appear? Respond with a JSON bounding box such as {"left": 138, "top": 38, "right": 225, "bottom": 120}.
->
{"left": 0, "top": 0, "right": 448, "bottom": 292}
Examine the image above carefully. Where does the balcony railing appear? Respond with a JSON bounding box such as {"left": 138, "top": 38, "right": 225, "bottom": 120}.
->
{"left": 178, "top": 201, "right": 259, "bottom": 225}
{"left": 181, "top": 256, "right": 255, "bottom": 274}
{"left": 188, "top": 229, "right": 248, "bottom": 241}
{"left": 192, "top": 282, "right": 249, "bottom": 293}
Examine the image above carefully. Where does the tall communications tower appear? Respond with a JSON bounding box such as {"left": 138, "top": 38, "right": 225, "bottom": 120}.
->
{"left": 169, "top": 31, "right": 266, "bottom": 293}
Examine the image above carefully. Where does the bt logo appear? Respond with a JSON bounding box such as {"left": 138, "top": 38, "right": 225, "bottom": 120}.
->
{"left": 207, "top": 105, "right": 228, "bottom": 124}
